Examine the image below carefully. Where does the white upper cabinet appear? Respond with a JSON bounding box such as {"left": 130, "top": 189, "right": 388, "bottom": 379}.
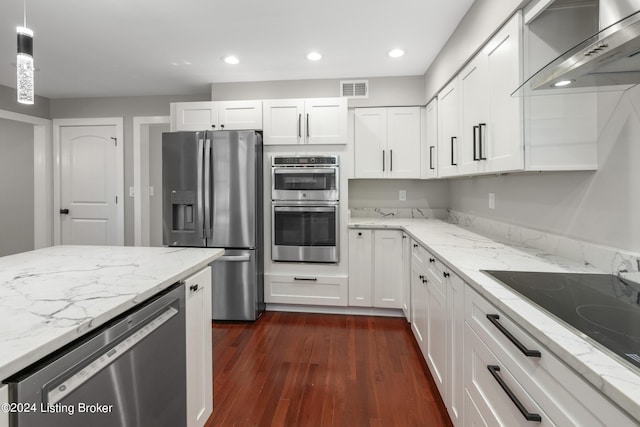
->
{"left": 354, "top": 106, "right": 421, "bottom": 178}
{"left": 263, "top": 97, "right": 347, "bottom": 145}
{"left": 171, "top": 100, "right": 263, "bottom": 131}
{"left": 421, "top": 100, "right": 438, "bottom": 179}
{"left": 437, "top": 80, "right": 460, "bottom": 178}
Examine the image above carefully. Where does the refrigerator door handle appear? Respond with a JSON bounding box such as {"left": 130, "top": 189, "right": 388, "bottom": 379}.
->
{"left": 197, "top": 138, "right": 205, "bottom": 239}
{"left": 204, "top": 137, "right": 212, "bottom": 239}
{"left": 217, "top": 255, "right": 251, "bottom": 262}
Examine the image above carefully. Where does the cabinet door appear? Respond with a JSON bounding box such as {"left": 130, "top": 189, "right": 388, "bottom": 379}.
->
{"left": 387, "top": 107, "right": 421, "bottom": 178}
{"left": 263, "top": 99, "right": 305, "bottom": 145}
{"left": 446, "top": 271, "right": 465, "bottom": 426}
{"left": 426, "top": 270, "right": 447, "bottom": 397}
{"left": 411, "top": 261, "right": 428, "bottom": 359}
{"left": 217, "top": 100, "right": 263, "bottom": 130}
{"left": 458, "top": 53, "right": 488, "bottom": 176}
{"left": 401, "top": 232, "right": 411, "bottom": 321}
{"left": 173, "top": 102, "right": 218, "bottom": 131}
{"left": 373, "top": 230, "right": 403, "bottom": 308}
{"left": 437, "top": 80, "right": 460, "bottom": 178}
{"left": 0, "top": 385, "right": 7, "bottom": 427}
{"left": 348, "top": 229, "right": 373, "bottom": 307}
{"left": 305, "top": 98, "right": 348, "bottom": 144}
{"left": 422, "top": 100, "right": 438, "bottom": 179}
{"left": 184, "top": 267, "right": 213, "bottom": 427}
{"left": 485, "top": 12, "right": 524, "bottom": 173}
{"left": 354, "top": 108, "right": 387, "bottom": 178}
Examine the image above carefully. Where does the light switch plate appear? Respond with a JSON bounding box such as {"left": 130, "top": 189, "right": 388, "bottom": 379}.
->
{"left": 399, "top": 190, "right": 406, "bottom": 201}
{"left": 489, "top": 193, "right": 495, "bottom": 209}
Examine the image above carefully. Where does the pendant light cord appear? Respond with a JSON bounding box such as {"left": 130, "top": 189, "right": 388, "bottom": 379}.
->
{"left": 23, "top": 0, "right": 27, "bottom": 27}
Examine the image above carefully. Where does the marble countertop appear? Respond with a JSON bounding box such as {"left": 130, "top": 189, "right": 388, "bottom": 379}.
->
{"left": 350, "top": 217, "right": 640, "bottom": 421}
{"left": 0, "top": 245, "right": 224, "bottom": 381}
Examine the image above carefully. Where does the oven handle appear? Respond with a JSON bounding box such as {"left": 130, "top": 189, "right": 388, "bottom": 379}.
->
{"left": 274, "top": 205, "right": 337, "bottom": 213}
{"left": 273, "top": 168, "right": 338, "bottom": 174}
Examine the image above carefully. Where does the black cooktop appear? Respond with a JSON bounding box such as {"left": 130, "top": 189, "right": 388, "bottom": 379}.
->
{"left": 483, "top": 270, "right": 640, "bottom": 370}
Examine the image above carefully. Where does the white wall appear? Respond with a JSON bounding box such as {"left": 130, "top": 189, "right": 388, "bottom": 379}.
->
{"left": 349, "top": 179, "right": 449, "bottom": 209}
{"left": 212, "top": 76, "right": 426, "bottom": 107}
{"left": 0, "top": 118, "right": 34, "bottom": 256}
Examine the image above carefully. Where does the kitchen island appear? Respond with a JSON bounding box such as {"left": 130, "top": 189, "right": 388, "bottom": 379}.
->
{"left": 0, "top": 245, "right": 223, "bottom": 427}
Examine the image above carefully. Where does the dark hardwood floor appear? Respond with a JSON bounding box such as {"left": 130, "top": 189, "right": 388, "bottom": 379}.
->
{"left": 206, "top": 312, "right": 452, "bottom": 427}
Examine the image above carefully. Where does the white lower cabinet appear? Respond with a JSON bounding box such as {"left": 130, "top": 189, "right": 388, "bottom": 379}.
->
{"left": 464, "top": 286, "right": 637, "bottom": 427}
{"left": 265, "top": 274, "right": 348, "bottom": 306}
{"left": 410, "top": 248, "right": 428, "bottom": 357}
{"left": 184, "top": 266, "right": 213, "bottom": 427}
{"left": 0, "top": 384, "right": 7, "bottom": 427}
{"left": 348, "top": 229, "right": 404, "bottom": 309}
{"left": 401, "top": 232, "right": 411, "bottom": 321}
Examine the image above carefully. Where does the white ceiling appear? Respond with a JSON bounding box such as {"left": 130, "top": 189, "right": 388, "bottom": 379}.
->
{"left": 0, "top": 0, "right": 475, "bottom": 99}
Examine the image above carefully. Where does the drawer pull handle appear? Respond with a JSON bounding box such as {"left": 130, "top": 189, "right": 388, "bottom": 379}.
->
{"left": 487, "top": 314, "right": 541, "bottom": 358}
{"left": 294, "top": 277, "right": 317, "bottom": 282}
{"left": 413, "top": 244, "right": 418, "bottom": 248}
{"left": 419, "top": 274, "right": 424, "bottom": 280}
{"left": 429, "top": 258, "right": 435, "bottom": 263}
{"left": 189, "top": 284, "right": 199, "bottom": 292}
{"left": 443, "top": 272, "right": 450, "bottom": 278}
{"left": 487, "top": 365, "right": 542, "bottom": 422}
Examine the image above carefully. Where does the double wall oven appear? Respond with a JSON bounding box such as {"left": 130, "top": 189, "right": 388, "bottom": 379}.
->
{"left": 271, "top": 155, "right": 339, "bottom": 263}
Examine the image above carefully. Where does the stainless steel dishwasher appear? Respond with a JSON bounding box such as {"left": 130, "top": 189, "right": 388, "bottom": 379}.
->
{"left": 6, "top": 283, "right": 186, "bottom": 427}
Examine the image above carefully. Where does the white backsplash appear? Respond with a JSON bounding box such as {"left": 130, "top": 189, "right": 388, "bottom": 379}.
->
{"left": 350, "top": 207, "right": 449, "bottom": 219}
{"left": 448, "top": 210, "right": 640, "bottom": 277}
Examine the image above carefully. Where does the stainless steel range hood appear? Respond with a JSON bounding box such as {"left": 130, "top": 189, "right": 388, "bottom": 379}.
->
{"left": 518, "top": 2, "right": 640, "bottom": 92}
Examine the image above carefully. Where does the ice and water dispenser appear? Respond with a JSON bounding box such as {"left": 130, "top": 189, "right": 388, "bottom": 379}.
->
{"left": 170, "top": 190, "right": 196, "bottom": 231}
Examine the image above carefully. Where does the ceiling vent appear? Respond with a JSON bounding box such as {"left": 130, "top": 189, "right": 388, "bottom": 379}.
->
{"left": 340, "top": 80, "right": 368, "bottom": 98}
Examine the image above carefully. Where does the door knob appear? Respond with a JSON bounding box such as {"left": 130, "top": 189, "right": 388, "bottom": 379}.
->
{"left": 60, "top": 208, "right": 70, "bottom": 215}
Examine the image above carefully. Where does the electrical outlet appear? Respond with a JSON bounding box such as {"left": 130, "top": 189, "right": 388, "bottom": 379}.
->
{"left": 149, "top": 186, "right": 155, "bottom": 197}
{"left": 489, "top": 193, "right": 495, "bottom": 209}
{"left": 129, "top": 187, "right": 135, "bottom": 197}
{"left": 399, "top": 190, "right": 407, "bottom": 201}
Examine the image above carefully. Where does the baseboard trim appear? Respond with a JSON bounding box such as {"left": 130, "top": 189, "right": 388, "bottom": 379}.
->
{"left": 265, "top": 303, "right": 406, "bottom": 318}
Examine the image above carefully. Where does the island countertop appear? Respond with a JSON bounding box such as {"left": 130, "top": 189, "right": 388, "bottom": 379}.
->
{"left": 0, "top": 245, "right": 224, "bottom": 381}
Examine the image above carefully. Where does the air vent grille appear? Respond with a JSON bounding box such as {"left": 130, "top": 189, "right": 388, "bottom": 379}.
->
{"left": 340, "top": 80, "right": 368, "bottom": 98}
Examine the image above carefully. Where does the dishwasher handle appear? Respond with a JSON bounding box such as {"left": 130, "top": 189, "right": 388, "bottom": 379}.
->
{"left": 46, "top": 306, "right": 179, "bottom": 405}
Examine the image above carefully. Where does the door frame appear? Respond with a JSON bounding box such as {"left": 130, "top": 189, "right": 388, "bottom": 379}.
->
{"left": 53, "top": 117, "right": 124, "bottom": 246}
{"left": 133, "top": 115, "right": 170, "bottom": 246}
{"left": 0, "top": 108, "right": 52, "bottom": 250}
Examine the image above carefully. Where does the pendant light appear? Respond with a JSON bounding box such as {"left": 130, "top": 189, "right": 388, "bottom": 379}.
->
{"left": 16, "top": 0, "right": 34, "bottom": 104}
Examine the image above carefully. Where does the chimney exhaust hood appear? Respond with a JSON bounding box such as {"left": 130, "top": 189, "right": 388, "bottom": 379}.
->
{"left": 516, "top": 5, "right": 640, "bottom": 93}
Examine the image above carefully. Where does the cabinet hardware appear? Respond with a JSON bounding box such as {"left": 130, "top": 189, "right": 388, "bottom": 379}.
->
{"left": 189, "top": 284, "right": 199, "bottom": 292}
{"left": 60, "top": 208, "right": 70, "bottom": 215}
{"left": 220, "top": 124, "right": 225, "bottom": 129}
{"left": 443, "top": 272, "right": 450, "bottom": 278}
{"left": 298, "top": 113, "right": 302, "bottom": 138}
{"left": 419, "top": 274, "right": 424, "bottom": 280}
{"left": 473, "top": 125, "right": 480, "bottom": 161}
{"left": 429, "top": 258, "right": 435, "bottom": 263}
{"left": 487, "top": 365, "right": 542, "bottom": 422}
{"left": 382, "top": 150, "right": 385, "bottom": 172}
{"left": 211, "top": 124, "right": 216, "bottom": 129}
{"left": 479, "top": 123, "right": 487, "bottom": 160}
{"left": 306, "top": 114, "right": 310, "bottom": 139}
{"left": 357, "top": 232, "right": 362, "bottom": 236}
{"left": 413, "top": 243, "right": 418, "bottom": 248}
{"left": 486, "top": 314, "right": 541, "bottom": 358}
{"left": 390, "top": 149, "right": 393, "bottom": 172}
{"left": 294, "top": 277, "right": 317, "bottom": 282}
{"left": 429, "top": 146, "right": 435, "bottom": 170}
{"left": 422, "top": 278, "right": 428, "bottom": 284}
{"left": 402, "top": 234, "right": 406, "bottom": 239}
{"left": 450, "top": 137, "right": 457, "bottom": 166}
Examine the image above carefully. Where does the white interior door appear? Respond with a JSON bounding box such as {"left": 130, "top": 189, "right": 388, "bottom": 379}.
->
{"left": 59, "top": 124, "right": 120, "bottom": 245}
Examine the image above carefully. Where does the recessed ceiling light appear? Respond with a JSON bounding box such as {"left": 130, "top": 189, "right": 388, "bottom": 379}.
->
{"left": 553, "top": 79, "right": 573, "bottom": 87}
{"left": 307, "top": 52, "right": 322, "bottom": 61}
{"left": 223, "top": 56, "right": 239, "bottom": 65}
{"left": 388, "top": 48, "right": 405, "bottom": 58}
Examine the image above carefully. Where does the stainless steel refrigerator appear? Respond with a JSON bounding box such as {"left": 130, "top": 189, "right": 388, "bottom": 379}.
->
{"left": 162, "top": 130, "right": 264, "bottom": 321}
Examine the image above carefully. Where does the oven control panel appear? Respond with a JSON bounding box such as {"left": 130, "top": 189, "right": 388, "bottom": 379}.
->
{"left": 272, "top": 156, "right": 338, "bottom": 166}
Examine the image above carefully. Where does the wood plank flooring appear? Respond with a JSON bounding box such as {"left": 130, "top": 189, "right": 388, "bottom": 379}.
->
{"left": 206, "top": 312, "right": 452, "bottom": 427}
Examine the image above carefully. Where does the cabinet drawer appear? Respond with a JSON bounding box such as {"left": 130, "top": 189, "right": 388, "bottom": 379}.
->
{"left": 465, "top": 286, "right": 637, "bottom": 426}
{"left": 265, "top": 274, "right": 348, "bottom": 306}
{"left": 411, "top": 240, "right": 428, "bottom": 269}
{"left": 465, "top": 324, "right": 552, "bottom": 426}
